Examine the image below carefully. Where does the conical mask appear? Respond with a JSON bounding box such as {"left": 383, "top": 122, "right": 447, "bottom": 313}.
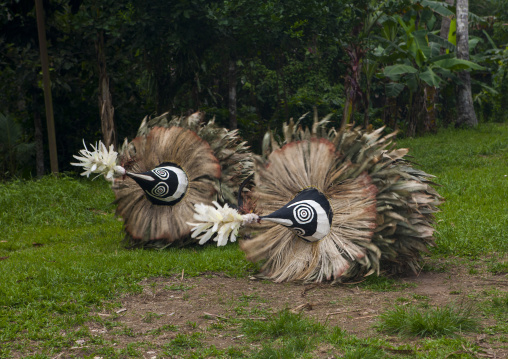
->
{"left": 261, "top": 188, "right": 333, "bottom": 242}
{"left": 127, "top": 162, "right": 188, "bottom": 206}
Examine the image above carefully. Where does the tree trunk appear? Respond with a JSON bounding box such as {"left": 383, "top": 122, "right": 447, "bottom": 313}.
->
{"left": 383, "top": 96, "right": 398, "bottom": 130}
{"left": 340, "top": 45, "right": 363, "bottom": 130}
{"left": 274, "top": 67, "right": 281, "bottom": 121}
{"left": 439, "top": 0, "right": 455, "bottom": 55}
{"left": 435, "top": 0, "right": 455, "bottom": 130}
{"left": 282, "top": 70, "right": 289, "bottom": 122}
{"left": 193, "top": 72, "right": 201, "bottom": 109}
{"left": 424, "top": 85, "right": 438, "bottom": 133}
{"left": 155, "top": 76, "right": 172, "bottom": 114}
{"left": 341, "top": 75, "right": 356, "bottom": 130}
{"left": 96, "top": 31, "right": 117, "bottom": 148}
{"left": 33, "top": 91, "right": 45, "bottom": 177}
{"left": 455, "top": 0, "right": 478, "bottom": 127}
{"left": 228, "top": 59, "right": 237, "bottom": 130}
{"left": 363, "top": 81, "right": 370, "bottom": 128}
{"left": 407, "top": 88, "right": 425, "bottom": 137}
{"left": 248, "top": 66, "right": 262, "bottom": 121}
{"left": 35, "top": 0, "right": 58, "bottom": 174}
{"left": 279, "top": 55, "right": 289, "bottom": 122}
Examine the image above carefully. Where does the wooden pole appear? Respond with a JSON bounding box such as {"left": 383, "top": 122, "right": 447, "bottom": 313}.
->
{"left": 35, "top": 0, "right": 59, "bottom": 174}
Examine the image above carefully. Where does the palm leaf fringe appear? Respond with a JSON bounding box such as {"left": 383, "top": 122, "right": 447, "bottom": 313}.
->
{"left": 113, "top": 126, "right": 221, "bottom": 246}
{"left": 241, "top": 138, "right": 379, "bottom": 283}
{"left": 245, "top": 113, "right": 443, "bottom": 282}
{"left": 115, "top": 112, "right": 253, "bottom": 248}
{"left": 132, "top": 112, "right": 253, "bottom": 205}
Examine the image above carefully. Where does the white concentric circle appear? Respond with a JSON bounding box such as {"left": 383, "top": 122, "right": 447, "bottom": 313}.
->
{"left": 152, "top": 167, "right": 170, "bottom": 180}
{"left": 292, "top": 203, "right": 314, "bottom": 224}
{"left": 151, "top": 182, "right": 170, "bottom": 198}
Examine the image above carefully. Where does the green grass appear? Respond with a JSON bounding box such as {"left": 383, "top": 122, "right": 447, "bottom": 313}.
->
{"left": 488, "top": 261, "right": 508, "bottom": 275}
{"left": 242, "top": 309, "right": 326, "bottom": 339}
{"left": 0, "top": 123, "right": 507, "bottom": 358}
{"left": 481, "top": 289, "right": 508, "bottom": 336}
{"left": 398, "top": 123, "right": 508, "bottom": 256}
{"left": 238, "top": 312, "right": 485, "bottom": 359}
{"left": 242, "top": 311, "right": 388, "bottom": 358}
{"left": 358, "top": 275, "right": 417, "bottom": 292}
{"left": 0, "top": 175, "right": 256, "bottom": 356}
{"left": 146, "top": 324, "right": 178, "bottom": 335}
{"left": 376, "top": 303, "right": 479, "bottom": 337}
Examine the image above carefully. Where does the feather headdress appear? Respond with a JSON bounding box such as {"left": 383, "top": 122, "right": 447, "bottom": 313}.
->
{"left": 72, "top": 112, "right": 252, "bottom": 247}
{"left": 189, "top": 113, "right": 443, "bottom": 282}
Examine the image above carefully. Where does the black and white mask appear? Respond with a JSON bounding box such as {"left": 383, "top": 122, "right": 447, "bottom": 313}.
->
{"left": 261, "top": 188, "right": 333, "bottom": 242}
{"left": 126, "top": 162, "right": 188, "bottom": 206}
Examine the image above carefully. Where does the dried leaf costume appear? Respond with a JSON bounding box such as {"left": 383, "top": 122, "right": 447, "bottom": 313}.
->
{"left": 190, "top": 113, "right": 443, "bottom": 282}
{"left": 72, "top": 112, "right": 252, "bottom": 247}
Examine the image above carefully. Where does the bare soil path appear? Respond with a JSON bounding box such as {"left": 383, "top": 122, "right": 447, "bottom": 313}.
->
{"left": 81, "top": 257, "right": 508, "bottom": 358}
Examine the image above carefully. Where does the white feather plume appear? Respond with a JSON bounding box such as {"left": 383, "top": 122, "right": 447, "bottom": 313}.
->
{"left": 188, "top": 202, "right": 259, "bottom": 246}
{"left": 71, "top": 140, "right": 126, "bottom": 181}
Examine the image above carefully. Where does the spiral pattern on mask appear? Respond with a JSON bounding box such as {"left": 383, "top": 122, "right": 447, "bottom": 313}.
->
{"left": 292, "top": 203, "right": 314, "bottom": 224}
{"left": 151, "top": 182, "right": 170, "bottom": 198}
{"left": 152, "top": 167, "right": 171, "bottom": 180}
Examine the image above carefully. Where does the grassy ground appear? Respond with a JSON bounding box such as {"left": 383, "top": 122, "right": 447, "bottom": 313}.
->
{"left": 397, "top": 123, "right": 508, "bottom": 256}
{"left": 0, "top": 123, "right": 507, "bottom": 358}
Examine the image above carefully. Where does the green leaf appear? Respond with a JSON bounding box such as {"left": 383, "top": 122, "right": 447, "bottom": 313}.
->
{"left": 430, "top": 41, "right": 441, "bottom": 58}
{"left": 394, "top": 15, "right": 413, "bottom": 34}
{"left": 406, "top": 73, "right": 419, "bottom": 93}
{"left": 415, "top": 49, "right": 427, "bottom": 67}
{"left": 468, "top": 12, "right": 487, "bottom": 28}
{"left": 421, "top": 0, "right": 454, "bottom": 17}
{"left": 433, "top": 58, "right": 486, "bottom": 71}
{"left": 428, "top": 33, "right": 456, "bottom": 52}
{"left": 413, "top": 30, "right": 431, "bottom": 59}
{"left": 471, "top": 79, "right": 499, "bottom": 95}
{"left": 384, "top": 64, "right": 419, "bottom": 79}
{"left": 380, "top": 17, "right": 398, "bottom": 41}
{"left": 427, "top": 13, "right": 437, "bottom": 31}
{"left": 373, "top": 45, "right": 386, "bottom": 57}
{"left": 420, "top": 67, "right": 441, "bottom": 87}
{"left": 363, "top": 59, "right": 379, "bottom": 80}
{"left": 385, "top": 82, "right": 405, "bottom": 98}
{"left": 0, "top": 113, "right": 22, "bottom": 150}
{"left": 371, "top": 35, "right": 409, "bottom": 60}
{"left": 482, "top": 30, "right": 497, "bottom": 49}
{"left": 432, "top": 66, "right": 454, "bottom": 80}
{"left": 469, "top": 37, "right": 482, "bottom": 52}
{"left": 428, "top": 53, "right": 455, "bottom": 63}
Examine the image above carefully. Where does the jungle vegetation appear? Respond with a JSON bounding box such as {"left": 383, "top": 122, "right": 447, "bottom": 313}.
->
{"left": 0, "top": 0, "right": 506, "bottom": 178}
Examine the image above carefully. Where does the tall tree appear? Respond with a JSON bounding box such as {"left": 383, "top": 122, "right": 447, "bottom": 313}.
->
{"left": 455, "top": 0, "right": 478, "bottom": 127}
{"left": 339, "top": 0, "right": 409, "bottom": 130}
{"left": 72, "top": 0, "right": 122, "bottom": 148}
{"left": 228, "top": 58, "right": 238, "bottom": 129}
{"left": 35, "top": 0, "right": 58, "bottom": 173}
{"left": 439, "top": 0, "right": 455, "bottom": 51}
{"left": 32, "top": 91, "right": 45, "bottom": 177}
{"left": 96, "top": 30, "right": 116, "bottom": 148}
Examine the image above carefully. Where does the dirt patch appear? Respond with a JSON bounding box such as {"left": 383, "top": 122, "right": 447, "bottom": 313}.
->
{"left": 79, "top": 258, "right": 507, "bottom": 358}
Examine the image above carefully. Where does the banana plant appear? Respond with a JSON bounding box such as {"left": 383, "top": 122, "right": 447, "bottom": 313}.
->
{"left": 340, "top": 0, "right": 399, "bottom": 129}
{"left": 470, "top": 31, "right": 508, "bottom": 122}
{"left": 373, "top": 7, "right": 484, "bottom": 135}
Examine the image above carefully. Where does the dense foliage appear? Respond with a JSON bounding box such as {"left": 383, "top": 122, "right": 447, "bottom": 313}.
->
{"left": 0, "top": 0, "right": 506, "bottom": 177}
